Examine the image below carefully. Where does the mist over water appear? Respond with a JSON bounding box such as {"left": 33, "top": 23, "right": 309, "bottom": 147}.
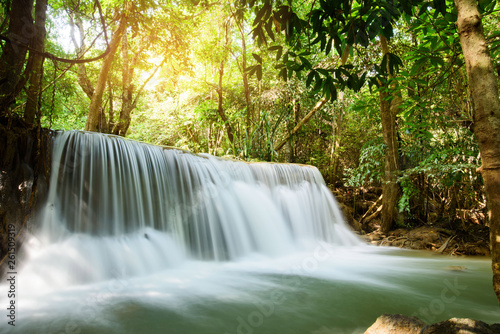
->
{"left": 1, "top": 131, "right": 498, "bottom": 334}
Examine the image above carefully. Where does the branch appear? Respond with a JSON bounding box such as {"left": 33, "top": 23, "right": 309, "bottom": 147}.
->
{"left": 274, "top": 96, "right": 327, "bottom": 151}
{"left": 131, "top": 58, "right": 166, "bottom": 109}
{"left": 1, "top": 0, "right": 114, "bottom": 64}
{"left": 0, "top": 34, "right": 112, "bottom": 64}
{"left": 93, "top": 0, "right": 109, "bottom": 47}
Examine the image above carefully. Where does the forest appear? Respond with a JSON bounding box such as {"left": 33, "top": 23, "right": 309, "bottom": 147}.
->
{"left": 1, "top": 0, "right": 500, "bottom": 321}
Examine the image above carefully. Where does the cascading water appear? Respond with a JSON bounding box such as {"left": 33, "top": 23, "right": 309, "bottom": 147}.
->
{"left": 38, "top": 130, "right": 359, "bottom": 280}
{"left": 1, "top": 130, "right": 499, "bottom": 334}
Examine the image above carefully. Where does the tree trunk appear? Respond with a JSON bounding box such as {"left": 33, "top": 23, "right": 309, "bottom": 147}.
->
{"left": 112, "top": 34, "right": 159, "bottom": 137}
{"left": 455, "top": 0, "right": 500, "bottom": 304}
{"left": 330, "top": 107, "right": 343, "bottom": 181}
{"left": 286, "top": 98, "right": 300, "bottom": 162}
{"left": 113, "top": 32, "right": 133, "bottom": 136}
{"left": 24, "top": 0, "right": 48, "bottom": 126}
{"left": 379, "top": 35, "right": 401, "bottom": 233}
{"left": 331, "top": 45, "right": 351, "bottom": 182}
{"left": 237, "top": 21, "right": 252, "bottom": 133}
{"left": 216, "top": 59, "right": 235, "bottom": 144}
{"left": 215, "top": 18, "right": 235, "bottom": 145}
{"left": 107, "top": 79, "right": 114, "bottom": 130}
{"left": 85, "top": 13, "right": 127, "bottom": 132}
{"left": 0, "top": 0, "right": 35, "bottom": 116}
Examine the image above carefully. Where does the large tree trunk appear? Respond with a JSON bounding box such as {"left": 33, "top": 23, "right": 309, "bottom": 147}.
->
{"left": 85, "top": 13, "right": 127, "bottom": 132}
{"left": 24, "top": 0, "right": 48, "bottom": 126}
{"left": 379, "top": 36, "right": 401, "bottom": 234}
{"left": 455, "top": 0, "right": 500, "bottom": 304}
{"left": 0, "top": 0, "right": 35, "bottom": 116}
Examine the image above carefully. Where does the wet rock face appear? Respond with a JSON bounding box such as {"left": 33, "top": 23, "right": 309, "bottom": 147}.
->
{"left": 364, "top": 314, "right": 426, "bottom": 334}
{"left": 421, "top": 318, "right": 498, "bottom": 334}
{"left": 0, "top": 124, "right": 51, "bottom": 278}
{"left": 364, "top": 314, "right": 500, "bottom": 334}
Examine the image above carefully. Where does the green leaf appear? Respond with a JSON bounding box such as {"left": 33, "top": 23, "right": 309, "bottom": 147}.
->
{"left": 356, "top": 27, "right": 369, "bottom": 47}
{"left": 265, "top": 19, "right": 275, "bottom": 41}
{"left": 279, "top": 68, "right": 287, "bottom": 81}
{"left": 410, "top": 57, "right": 427, "bottom": 76}
{"left": 299, "top": 56, "right": 312, "bottom": 69}
{"left": 388, "top": 53, "right": 403, "bottom": 75}
{"left": 325, "top": 36, "right": 333, "bottom": 56}
{"left": 306, "top": 70, "right": 315, "bottom": 88}
{"left": 268, "top": 45, "right": 283, "bottom": 61}
{"left": 252, "top": 53, "right": 263, "bottom": 63}
{"left": 312, "top": 76, "right": 323, "bottom": 94}
{"left": 255, "top": 2, "right": 271, "bottom": 25}
{"left": 433, "top": 0, "right": 446, "bottom": 16}
{"left": 247, "top": 65, "right": 257, "bottom": 77}
{"left": 400, "top": 1, "right": 414, "bottom": 16}
{"left": 256, "top": 65, "right": 262, "bottom": 81}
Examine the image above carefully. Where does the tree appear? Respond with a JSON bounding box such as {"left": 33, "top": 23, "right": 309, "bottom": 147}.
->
{"left": 247, "top": 0, "right": 411, "bottom": 230}
{"left": 379, "top": 35, "right": 402, "bottom": 233}
{"left": 216, "top": 11, "right": 236, "bottom": 145}
{"left": 85, "top": 9, "right": 127, "bottom": 132}
{"left": 454, "top": 0, "right": 500, "bottom": 304}
{"left": 246, "top": 0, "right": 500, "bottom": 303}
{"left": 0, "top": 0, "right": 35, "bottom": 117}
{"left": 232, "top": 6, "right": 253, "bottom": 133}
{"left": 24, "top": 0, "right": 49, "bottom": 126}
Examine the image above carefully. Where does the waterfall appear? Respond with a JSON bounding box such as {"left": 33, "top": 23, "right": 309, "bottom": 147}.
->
{"left": 28, "top": 130, "right": 359, "bottom": 287}
{"left": 3, "top": 130, "right": 499, "bottom": 334}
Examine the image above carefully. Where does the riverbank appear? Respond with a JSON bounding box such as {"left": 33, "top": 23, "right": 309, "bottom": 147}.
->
{"left": 357, "top": 225, "right": 490, "bottom": 256}
{"left": 332, "top": 186, "right": 490, "bottom": 256}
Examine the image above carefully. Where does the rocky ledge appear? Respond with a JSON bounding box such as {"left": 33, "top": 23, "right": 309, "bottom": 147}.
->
{"left": 357, "top": 226, "right": 490, "bottom": 256}
{"left": 364, "top": 314, "right": 500, "bottom": 334}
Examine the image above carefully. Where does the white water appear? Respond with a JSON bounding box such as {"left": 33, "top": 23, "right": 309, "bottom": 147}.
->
{"left": 1, "top": 131, "right": 499, "bottom": 333}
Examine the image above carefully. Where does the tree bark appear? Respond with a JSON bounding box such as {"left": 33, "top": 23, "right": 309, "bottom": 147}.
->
{"left": 455, "top": 0, "right": 500, "bottom": 304}
{"left": 113, "top": 32, "right": 133, "bottom": 136}
{"left": 0, "top": 0, "right": 35, "bottom": 116}
{"left": 112, "top": 34, "right": 159, "bottom": 137}
{"left": 331, "top": 45, "right": 351, "bottom": 182}
{"left": 85, "top": 13, "right": 127, "bottom": 132}
{"left": 379, "top": 35, "right": 401, "bottom": 234}
{"left": 24, "top": 0, "right": 48, "bottom": 126}
{"left": 237, "top": 20, "right": 252, "bottom": 133}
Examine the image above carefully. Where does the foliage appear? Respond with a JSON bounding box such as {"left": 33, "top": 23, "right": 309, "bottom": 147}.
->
{"left": 0, "top": 0, "right": 498, "bottom": 232}
{"left": 344, "top": 141, "right": 385, "bottom": 187}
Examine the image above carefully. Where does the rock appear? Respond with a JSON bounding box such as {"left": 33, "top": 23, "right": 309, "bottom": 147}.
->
{"left": 364, "top": 314, "right": 426, "bottom": 334}
{"left": 491, "top": 324, "right": 500, "bottom": 332}
{"left": 444, "top": 266, "right": 468, "bottom": 271}
{"left": 364, "top": 315, "right": 500, "bottom": 334}
{"left": 422, "top": 318, "right": 497, "bottom": 334}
